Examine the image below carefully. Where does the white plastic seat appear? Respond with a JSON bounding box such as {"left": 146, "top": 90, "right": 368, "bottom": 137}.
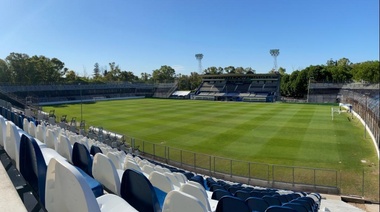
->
{"left": 142, "top": 164, "right": 155, "bottom": 175}
{"left": 154, "top": 165, "right": 167, "bottom": 174}
{"left": 45, "top": 158, "right": 137, "bottom": 212}
{"left": 174, "top": 172, "right": 188, "bottom": 184}
{"left": 149, "top": 171, "right": 175, "bottom": 193}
{"left": 180, "top": 183, "right": 217, "bottom": 212}
{"left": 28, "top": 121, "right": 36, "bottom": 137}
{"left": 36, "top": 124, "right": 45, "bottom": 142}
{"left": 45, "top": 129, "right": 58, "bottom": 149}
{"left": 165, "top": 172, "right": 182, "bottom": 187}
{"left": 56, "top": 134, "right": 73, "bottom": 163}
{"left": 124, "top": 160, "right": 142, "bottom": 173}
{"left": 162, "top": 190, "right": 208, "bottom": 212}
{"left": 23, "top": 118, "right": 29, "bottom": 133}
{"left": 107, "top": 152, "right": 124, "bottom": 170}
{"left": 5, "top": 121, "right": 22, "bottom": 170}
{"left": 92, "top": 153, "right": 122, "bottom": 195}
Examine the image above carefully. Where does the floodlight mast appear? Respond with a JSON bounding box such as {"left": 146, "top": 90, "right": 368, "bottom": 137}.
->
{"left": 195, "top": 54, "right": 204, "bottom": 74}
{"left": 270, "top": 49, "right": 280, "bottom": 71}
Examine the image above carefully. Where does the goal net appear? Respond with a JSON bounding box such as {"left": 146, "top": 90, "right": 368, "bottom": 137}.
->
{"left": 331, "top": 107, "right": 341, "bottom": 120}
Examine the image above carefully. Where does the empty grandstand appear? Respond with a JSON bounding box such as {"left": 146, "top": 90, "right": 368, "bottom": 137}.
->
{"left": 194, "top": 73, "right": 281, "bottom": 102}
{"left": 0, "top": 82, "right": 172, "bottom": 107}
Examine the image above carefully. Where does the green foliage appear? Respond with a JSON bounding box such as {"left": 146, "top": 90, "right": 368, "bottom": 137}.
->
{"left": 280, "top": 58, "right": 378, "bottom": 98}
{"left": 351, "top": 61, "right": 380, "bottom": 83}
{"left": 4, "top": 52, "right": 65, "bottom": 84}
{"left": 152, "top": 65, "right": 176, "bottom": 83}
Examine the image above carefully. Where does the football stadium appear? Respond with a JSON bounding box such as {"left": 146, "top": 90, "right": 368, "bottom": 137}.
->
{"left": 1, "top": 1, "right": 379, "bottom": 211}
{"left": 0, "top": 76, "right": 378, "bottom": 211}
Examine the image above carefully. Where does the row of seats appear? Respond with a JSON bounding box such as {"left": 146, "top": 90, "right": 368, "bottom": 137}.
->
{"left": 1, "top": 106, "right": 322, "bottom": 212}
{"left": 0, "top": 112, "right": 219, "bottom": 211}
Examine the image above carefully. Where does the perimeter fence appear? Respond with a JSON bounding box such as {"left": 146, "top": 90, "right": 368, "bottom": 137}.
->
{"left": 117, "top": 136, "right": 378, "bottom": 202}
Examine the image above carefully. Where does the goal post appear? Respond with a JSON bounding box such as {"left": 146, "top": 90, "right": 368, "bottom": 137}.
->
{"left": 331, "top": 107, "right": 341, "bottom": 120}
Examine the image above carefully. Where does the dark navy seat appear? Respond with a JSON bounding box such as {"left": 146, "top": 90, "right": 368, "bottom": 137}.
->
{"left": 121, "top": 169, "right": 161, "bottom": 212}
{"left": 245, "top": 197, "right": 270, "bottom": 212}
{"left": 283, "top": 202, "right": 309, "bottom": 212}
{"left": 234, "top": 190, "right": 251, "bottom": 200}
{"left": 263, "top": 195, "right": 282, "bottom": 206}
{"left": 183, "top": 172, "right": 194, "bottom": 180}
{"left": 90, "top": 145, "right": 103, "bottom": 156}
{"left": 265, "top": 205, "right": 297, "bottom": 212}
{"left": 19, "top": 134, "right": 47, "bottom": 206}
{"left": 210, "top": 184, "right": 225, "bottom": 192}
{"left": 72, "top": 142, "right": 93, "bottom": 176}
{"left": 215, "top": 196, "right": 250, "bottom": 212}
{"left": 211, "top": 189, "right": 232, "bottom": 200}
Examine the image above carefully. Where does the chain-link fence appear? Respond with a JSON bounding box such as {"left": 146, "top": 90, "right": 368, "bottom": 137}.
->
{"left": 120, "top": 137, "right": 379, "bottom": 202}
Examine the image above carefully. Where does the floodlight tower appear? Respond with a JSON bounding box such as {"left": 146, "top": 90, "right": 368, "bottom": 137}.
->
{"left": 195, "top": 53, "right": 204, "bottom": 73}
{"left": 269, "top": 49, "right": 280, "bottom": 71}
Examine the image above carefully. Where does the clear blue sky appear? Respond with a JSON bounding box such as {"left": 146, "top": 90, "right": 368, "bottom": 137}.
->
{"left": 0, "top": 0, "right": 378, "bottom": 77}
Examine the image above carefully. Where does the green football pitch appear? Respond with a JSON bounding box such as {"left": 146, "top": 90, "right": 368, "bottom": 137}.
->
{"left": 43, "top": 98, "right": 379, "bottom": 199}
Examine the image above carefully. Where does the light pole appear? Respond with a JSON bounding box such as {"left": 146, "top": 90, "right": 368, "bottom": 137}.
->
{"left": 79, "top": 83, "right": 83, "bottom": 122}
{"left": 307, "top": 77, "right": 314, "bottom": 103}
{"left": 269, "top": 49, "right": 280, "bottom": 71}
{"left": 364, "top": 93, "right": 369, "bottom": 138}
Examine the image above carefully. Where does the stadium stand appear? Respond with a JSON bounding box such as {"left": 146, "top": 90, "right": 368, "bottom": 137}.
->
{"left": 194, "top": 74, "right": 280, "bottom": 102}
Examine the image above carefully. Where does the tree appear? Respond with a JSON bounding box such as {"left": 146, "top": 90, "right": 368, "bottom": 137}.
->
{"left": 351, "top": 61, "right": 380, "bottom": 83}
{"left": 278, "top": 67, "right": 286, "bottom": 75}
{"left": 203, "top": 66, "right": 220, "bottom": 75}
{"left": 326, "top": 58, "right": 337, "bottom": 66}
{"left": 152, "top": 65, "right": 175, "bottom": 83}
{"left": 245, "top": 67, "right": 256, "bottom": 74}
{"left": 65, "top": 70, "right": 78, "bottom": 82}
{"left": 224, "top": 66, "right": 235, "bottom": 74}
{"left": 93, "top": 63, "right": 101, "bottom": 79}
{"left": 5, "top": 52, "right": 30, "bottom": 83}
{"left": 5, "top": 53, "right": 65, "bottom": 84}
{"left": 120, "top": 71, "right": 138, "bottom": 82}
{"left": 104, "top": 62, "right": 121, "bottom": 81}
{"left": 188, "top": 72, "right": 202, "bottom": 90}
{"left": 337, "top": 57, "right": 352, "bottom": 67}
{"left": 177, "top": 74, "right": 190, "bottom": 90}
{"left": 0, "top": 59, "right": 11, "bottom": 83}
{"left": 235, "top": 67, "right": 245, "bottom": 74}
{"left": 140, "top": 72, "right": 151, "bottom": 82}
{"left": 280, "top": 74, "right": 291, "bottom": 96}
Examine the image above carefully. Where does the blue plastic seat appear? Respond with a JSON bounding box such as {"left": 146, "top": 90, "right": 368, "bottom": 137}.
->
{"left": 121, "top": 169, "right": 161, "bottom": 212}
{"left": 211, "top": 189, "right": 232, "bottom": 200}
{"left": 245, "top": 197, "right": 270, "bottom": 212}
{"left": 277, "top": 194, "right": 290, "bottom": 204}
{"left": 19, "top": 134, "right": 47, "bottom": 206}
{"left": 250, "top": 190, "right": 265, "bottom": 198}
{"left": 90, "top": 145, "right": 103, "bottom": 156}
{"left": 215, "top": 196, "right": 250, "bottom": 212}
{"left": 265, "top": 205, "right": 297, "bottom": 212}
{"left": 263, "top": 195, "right": 282, "bottom": 206}
{"left": 72, "top": 142, "right": 93, "bottom": 176}
{"left": 183, "top": 172, "right": 194, "bottom": 180}
{"left": 210, "top": 184, "right": 225, "bottom": 192}
{"left": 227, "top": 186, "right": 241, "bottom": 194}
{"left": 283, "top": 202, "right": 309, "bottom": 212}
{"left": 234, "top": 190, "right": 251, "bottom": 200}
{"left": 290, "top": 199, "right": 313, "bottom": 212}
